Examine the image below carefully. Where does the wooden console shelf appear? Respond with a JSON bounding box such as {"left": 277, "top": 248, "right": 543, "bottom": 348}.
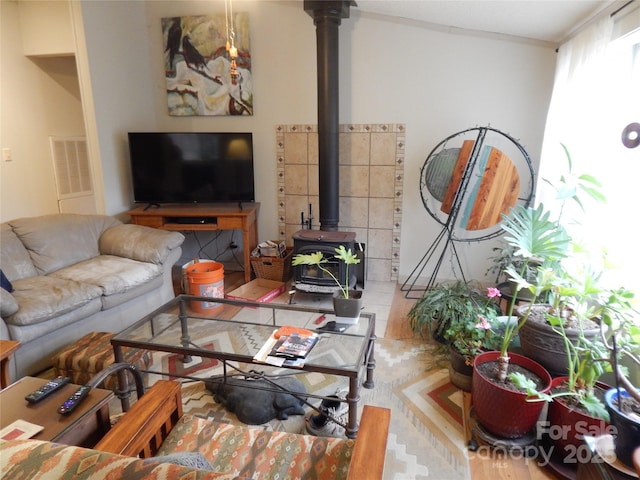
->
{"left": 127, "top": 203, "right": 259, "bottom": 282}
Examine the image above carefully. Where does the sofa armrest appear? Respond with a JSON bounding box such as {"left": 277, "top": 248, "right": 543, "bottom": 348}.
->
{"left": 99, "top": 224, "right": 185, "bottom": 265}
{"left": 95, "top": 380, "right": 183, "bottom": 458}
{"left": 0, "top": 288, "right": 18, "bottom": 318}
{"left": 347, "top": 405, "right": 391, "bottom": 480}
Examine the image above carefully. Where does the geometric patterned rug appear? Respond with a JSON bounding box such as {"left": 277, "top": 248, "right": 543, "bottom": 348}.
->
{"left": 148, "top": 336, "right": 470, "bottom": 480}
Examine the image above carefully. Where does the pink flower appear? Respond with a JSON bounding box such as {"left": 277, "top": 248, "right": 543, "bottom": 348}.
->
{"left": 475, "top": 315, "right": 491, "bottom": 330}
{"left": 486, "top": 287, "right": 502, "bottom": 299}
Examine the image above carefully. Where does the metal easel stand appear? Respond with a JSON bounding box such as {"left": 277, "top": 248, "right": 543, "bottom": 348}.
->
{"left": 401, "top": 128, "right": 489, "bottom": 299}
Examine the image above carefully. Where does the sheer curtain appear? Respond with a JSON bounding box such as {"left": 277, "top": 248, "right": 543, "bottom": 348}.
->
{"left": 538, "top": 14, "right": 640, "bottom": 292}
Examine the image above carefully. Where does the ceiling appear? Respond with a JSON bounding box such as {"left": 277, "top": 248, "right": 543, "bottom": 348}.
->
{"left": 353, "top": 0, "right": 624, "bottom": 45}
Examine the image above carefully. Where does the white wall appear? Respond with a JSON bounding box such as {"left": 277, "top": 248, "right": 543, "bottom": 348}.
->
{"left": 2, "top": 0, "right": 557, "bottom": 284}
{"left": 0, "top": 1, "right": 84, "bottom": 221}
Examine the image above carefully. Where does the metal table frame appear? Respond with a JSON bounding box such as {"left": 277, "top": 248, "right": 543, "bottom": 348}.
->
{"left": 112, "top": 294, "right": 376, "bottom": 438}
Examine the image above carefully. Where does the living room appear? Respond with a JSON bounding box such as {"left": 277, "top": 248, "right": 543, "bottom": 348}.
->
{"left": 2, "top": 0, "right": 561, "bottom": 283}
{"left": 2, "top": 1, "right": 639, "bottom": 479}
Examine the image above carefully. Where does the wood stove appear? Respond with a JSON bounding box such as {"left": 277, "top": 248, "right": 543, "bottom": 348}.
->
{"left": 292, "top": 230, "right": 357, "bottom": 293}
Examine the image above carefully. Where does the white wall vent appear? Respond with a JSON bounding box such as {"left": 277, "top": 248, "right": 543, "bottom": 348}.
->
{"left": 49, "top": 136, "right": 96, "bottom": 214}
{"left": 50, "top": 136, "right": 92, "bottom": 197}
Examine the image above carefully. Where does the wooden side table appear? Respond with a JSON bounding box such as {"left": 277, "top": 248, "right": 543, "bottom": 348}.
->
{"left": 0, "top": 340, "right": 20, "bottom": 388}
{"left": 0, "top": 377, "right": 113, "bottom": 448}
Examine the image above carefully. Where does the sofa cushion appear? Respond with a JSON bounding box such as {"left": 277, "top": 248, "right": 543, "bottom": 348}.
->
{"left": 6, "top": 300, "right": 102, "bottom": 344}
{"left": 98, "top": 275, "right": 163, "bottom": 310}
{"left": 6, "top": 276, "right": 102, "bottom": 326}
{"left": 0, "top": 224, "right": 38, "bottom": 281}
{"left": 100, "top": 224, "right": 185, "bottom": 264}
{"left": 157, "top": 415, "right": 355, "bottom": 480}
{"left": 50, "top": 255, "right": 162, "bottom": 296}
{"left": 9, "top": 214, "right": 121, "bottom": 275}
{"left": 150, "top": 452, "right": 214, "bottom": 471}
{"left": 0, "top": 439, "right": 229, "bottom": 479}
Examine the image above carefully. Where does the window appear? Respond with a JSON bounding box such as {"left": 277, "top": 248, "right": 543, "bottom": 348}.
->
{"left": 538, "top": 16, "right": 639, "bottom": 293}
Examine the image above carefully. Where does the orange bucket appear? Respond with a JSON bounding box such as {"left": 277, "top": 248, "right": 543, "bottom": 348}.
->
{"left": 186, "top": 261, "right": 224, "bottom": 314}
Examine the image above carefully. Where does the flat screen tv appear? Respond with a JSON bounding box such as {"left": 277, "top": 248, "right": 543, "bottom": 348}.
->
{"left": 128, "top": 132, "right": 255, "bottom": 205}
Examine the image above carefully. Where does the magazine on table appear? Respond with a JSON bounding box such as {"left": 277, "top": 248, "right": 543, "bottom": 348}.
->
{"left": 0, "top": 420, "right": 44, "bottom": 440}
{"left": 270, "top": 332, "right": 318, "bottom": 359}
{"left": 254, "top": 327, "right": 319, "bottom": 367}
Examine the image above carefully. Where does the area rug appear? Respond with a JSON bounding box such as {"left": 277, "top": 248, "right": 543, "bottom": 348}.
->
{"left": 147, "top": 336, "right": 470, "bottom": 480}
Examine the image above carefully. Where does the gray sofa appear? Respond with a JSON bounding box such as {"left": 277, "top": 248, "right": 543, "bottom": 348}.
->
{"left": 0, "top": 213, "right": 185, "bottom": 380}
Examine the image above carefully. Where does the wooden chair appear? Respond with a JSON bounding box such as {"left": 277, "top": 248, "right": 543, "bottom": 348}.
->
{"left": 94, "top": 380, "right": 390, "bottom": 479}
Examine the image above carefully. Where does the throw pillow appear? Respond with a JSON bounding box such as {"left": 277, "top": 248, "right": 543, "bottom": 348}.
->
{"left": 0, "top": 270, "right": 13, "bottom": 292}
{"left": 147, "top": 452, "right": 214, "bottom": 471}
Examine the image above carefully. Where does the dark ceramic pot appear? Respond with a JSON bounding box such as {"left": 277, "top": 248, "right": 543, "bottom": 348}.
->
{"left": 332, "top": 290, "right": 363, "bottom": 318}
{"left": 448, "top": 346, "right": 473, "bottom": 391}
{"left": 472, "top": 350, "right": 552, "bottom": 438}
{"left": 517, "top": 304, "right": 600, "bottom": 376}
{"left": 604, "top": 387, "right": 640, "bottom": 468}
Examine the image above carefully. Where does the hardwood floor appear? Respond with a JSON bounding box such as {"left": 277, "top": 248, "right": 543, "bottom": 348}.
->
{"left": 385, "top": 285, "right": 559, "bottom": 480}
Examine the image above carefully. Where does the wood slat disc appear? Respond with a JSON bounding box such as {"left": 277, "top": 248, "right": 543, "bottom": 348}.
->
{"left": 465, "top": 147, "right": 520, "bottom": 230}
{"left": 440, "top": 140, "right": 475, "bottom": 214}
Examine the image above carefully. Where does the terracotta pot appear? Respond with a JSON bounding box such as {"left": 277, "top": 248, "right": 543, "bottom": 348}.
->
{"left": 604, "top": 387, "right": 640, "bottom": 468}
{"left": 472, "top": 350, "right": 552, "bottom": 438}
{"left": 448, "top": 346, "right": 473, "bottom": 391}
{"left": 546, "top": 376, "right": 610, "bottom": 456}
{"left": 517, "top": 304, "right": 600, "bottom": 376}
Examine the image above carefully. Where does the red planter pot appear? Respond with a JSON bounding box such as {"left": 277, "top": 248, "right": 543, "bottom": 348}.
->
{"left": 472, "top": 350, "right": 552, "bottom": 438}
{"left": 547, "top": 376, "right": 610, "bottom": 456}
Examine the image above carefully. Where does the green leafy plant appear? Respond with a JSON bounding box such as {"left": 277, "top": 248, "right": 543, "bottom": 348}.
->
{"left": 510, "top": 283, "right": 638, "bottom": 420}
{"left": 407, "top": 280, "right": 501, "bottom": 346}
{"left": 496, "top": 203, "right": 571, "bottom": 381}
{"left": 598, "top": 287, "right": 640, "bottom": 404}
{"left": 291, "top": 245, "right": 361, "bottom": 299}
{"left": 496, "top": 143, "right": 606, "bottom": 383}
{"left": 442, "top": 287, "right": 503, "bottom": 359}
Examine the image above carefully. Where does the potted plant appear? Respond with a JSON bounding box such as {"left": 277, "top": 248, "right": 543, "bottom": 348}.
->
{"left": 474, "top": 144, "right": 625, "bottom": 441}
{"left": 407, "top": 280, "right": 498, "bottom": 343}
{"left": 599, "top": 289, "right": 640, "bottom": 469}
{"left": 511, "top": 303, "right": 614, "bottom": 457}
{"left": 471, "top": 201, "right": 570, "bottom": 438}
{"left": 292, "top": 245, "right": 362, "bottom": 318}
{"left": 441, "top": 286, "right": 503, "bottom": 390}
{"left": 517, "top": 258, "right": 603, "bottom": 375}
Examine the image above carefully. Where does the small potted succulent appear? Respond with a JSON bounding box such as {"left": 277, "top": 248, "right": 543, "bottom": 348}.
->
{"left": 292, "top": 245, "right": 362, "bottom": 318}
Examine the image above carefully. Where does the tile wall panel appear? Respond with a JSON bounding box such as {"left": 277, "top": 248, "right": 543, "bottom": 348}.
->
{"left": 276, "top": 124, "right": 405, "bottom": 282}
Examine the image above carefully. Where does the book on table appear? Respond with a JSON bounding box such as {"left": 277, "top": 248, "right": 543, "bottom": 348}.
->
{"left": 271, "top": 332, "right": 318, "bottom": 359}
{"left": 254, "top": 327, "right": 319, "bottom": 367}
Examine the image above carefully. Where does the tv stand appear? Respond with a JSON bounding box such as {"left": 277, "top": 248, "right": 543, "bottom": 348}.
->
{"left": 127, "top": 203, "right": 259, "bottom": 282}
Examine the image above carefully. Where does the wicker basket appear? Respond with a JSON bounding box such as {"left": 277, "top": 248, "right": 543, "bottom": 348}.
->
{"left": 250, "top": 248, "right": 293, "bottom": 282}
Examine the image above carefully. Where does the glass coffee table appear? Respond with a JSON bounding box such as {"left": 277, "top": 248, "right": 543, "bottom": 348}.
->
{"left": 112, "top": 294, "right": 376, "bottom": 438}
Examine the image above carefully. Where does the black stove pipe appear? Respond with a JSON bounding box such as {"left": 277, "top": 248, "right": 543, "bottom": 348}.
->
{"left": 304, "top": 1, "right": 355, "bottom": 232}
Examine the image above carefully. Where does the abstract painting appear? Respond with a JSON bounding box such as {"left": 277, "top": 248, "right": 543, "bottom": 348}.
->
{"left": 162, "top": 13, "right": 252, "bottom": 116}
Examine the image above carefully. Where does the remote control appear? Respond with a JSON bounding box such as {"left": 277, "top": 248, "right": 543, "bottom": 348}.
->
{"left": 57, "top": 385, "right": 91, "bottom": 415}
{"left": 25, "top": 376, "right": 70, "bottom": 404}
